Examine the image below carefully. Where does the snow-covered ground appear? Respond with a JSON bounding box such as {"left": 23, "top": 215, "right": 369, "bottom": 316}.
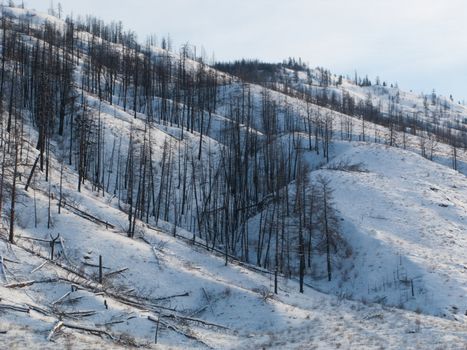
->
{"left": 2, "top": 179, "right": 467, "bottom": 348}
{"left": 309, "top": 142, "right": 467, "bottom": 319}
{"left": 1, "top": 5, "right": 467, "bottom": 349}
{"left": 1, "top": 132, "right": 465, "bottom": 348}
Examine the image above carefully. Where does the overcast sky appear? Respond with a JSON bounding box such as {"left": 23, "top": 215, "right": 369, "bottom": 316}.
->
{"left": 24, "top": 0, "right": 467, "bottom": 101}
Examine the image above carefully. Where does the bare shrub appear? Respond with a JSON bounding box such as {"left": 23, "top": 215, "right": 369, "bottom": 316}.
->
{"left": 325, "top": 159, "right": 368, "bottom": 173}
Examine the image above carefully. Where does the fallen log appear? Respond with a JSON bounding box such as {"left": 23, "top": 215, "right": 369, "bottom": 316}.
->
{"left": 61, "top": 202, "right": 115, "bottom": 229}
{"left": 51, "top": 291, "right": 72, "bottom": 305}
{"left": 31, "top": 261, "right": 48, "bottom": 273}
{"left": 145, "top": 224, "right": 276, "bottom": 277}
{"left": 19, "top": 236, "right": 59, "bottom": 244}
{"left": 5, "top": 238, "right": 90, "bottom": 283}
{"left": 60, "top": 296, "right": 83, "bottom": 305}
{"left": 0, "top": 304, "right": 30, "bottom": 313}
{"left": 2, "top": 257, "right": 20, "bottom": 264}
{"left": 26, "top": 304, "right": 51, "bottom": 316}
{"left": 1, "top": 236, "right": 222, "bottom": 341}
{"left": 148, "top": 316, "right": 210, "bottom": 348}
{"left": 62, "top": 322, "right": 115, "bottom": 340}
{"left": 96, "top": 320, "right": 125, "bottom": 327}
{"left": 162, "top": 313, "right": 229, "bottom": 330}
{"left": 82, "top": 261, "right": 111, "bottom": 269}
{"left": 189, "top": 304, "right": 209, "bottom": 317}
{"left": 5, "top": 278, "right": 59, "bottom": 288}
{"left": 105, "top": 267, "right": 128, "bottom": 277}
{"left": 4, "top": 280, "right": 35, "bottom": 288}
{"left": 153, "top": 292, "right": 189, "bottom": 301}
{"left": 165, "top": 323, "right": 211, "bottom": 347}
{"left": 47, "top": 321, "right": 64, "bottom": 341}
{"left": 62, "top": 310, "right": 97, "bottom": 318}
{"left": 138, "top": 237, "right": 163, "bottom": 266}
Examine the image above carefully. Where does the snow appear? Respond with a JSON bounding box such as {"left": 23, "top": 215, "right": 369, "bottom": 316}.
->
{"left": 1, "top": 134, "right": 466, "bottom": 348}
{"left": 2, "top": 182, "right": 467, "bottom": 348}
{"left": 1, "top": 5, "right": 467, "bottom": 349}
{"left": 309, "top": 142, "right": 467, "bottom": 319}
{"left": 2, "top": 6, "right": 66, "bottom": 32}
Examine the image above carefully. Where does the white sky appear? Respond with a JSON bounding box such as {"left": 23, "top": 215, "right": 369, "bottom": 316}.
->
{"left": 23, "top": 0, "right": 467, "bottom": 101}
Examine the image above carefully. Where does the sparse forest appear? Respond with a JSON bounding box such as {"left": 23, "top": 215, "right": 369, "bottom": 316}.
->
{"left": 0, "top": 2, "right": 466, "bottom": 348}
{"left": 0, "top": 2, "right": 356, "bottom": 289}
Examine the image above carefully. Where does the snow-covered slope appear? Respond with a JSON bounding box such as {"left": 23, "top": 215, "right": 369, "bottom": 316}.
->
{"left": 1, "top": 5, "right": 467, "bottom": 349}
{"left": 311, "top": 142, "right": 467, "bottom": 319}
{"left": 282, "top": 64, "right": 467, "bottom": 130}
{"left": 2, "top": 170, "right": 467, "bottom": 348}
{"left": 2, "top": 5, "right": 66, "bottom": 31}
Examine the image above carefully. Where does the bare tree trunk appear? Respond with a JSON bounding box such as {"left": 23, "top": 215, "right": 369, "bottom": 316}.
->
{"left": 9, "top": 133, "right": 19, "bottom": 243}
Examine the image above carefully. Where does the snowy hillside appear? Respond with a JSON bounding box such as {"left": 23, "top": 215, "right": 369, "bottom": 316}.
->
{"left": 0, "top": 4, "right": 466, "bottom": 349}
{"left": 1, "top": 152, "right": 466, "bottom": 348}
{"left": 312, "top": 142, "right": 467, "bottom": 318}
